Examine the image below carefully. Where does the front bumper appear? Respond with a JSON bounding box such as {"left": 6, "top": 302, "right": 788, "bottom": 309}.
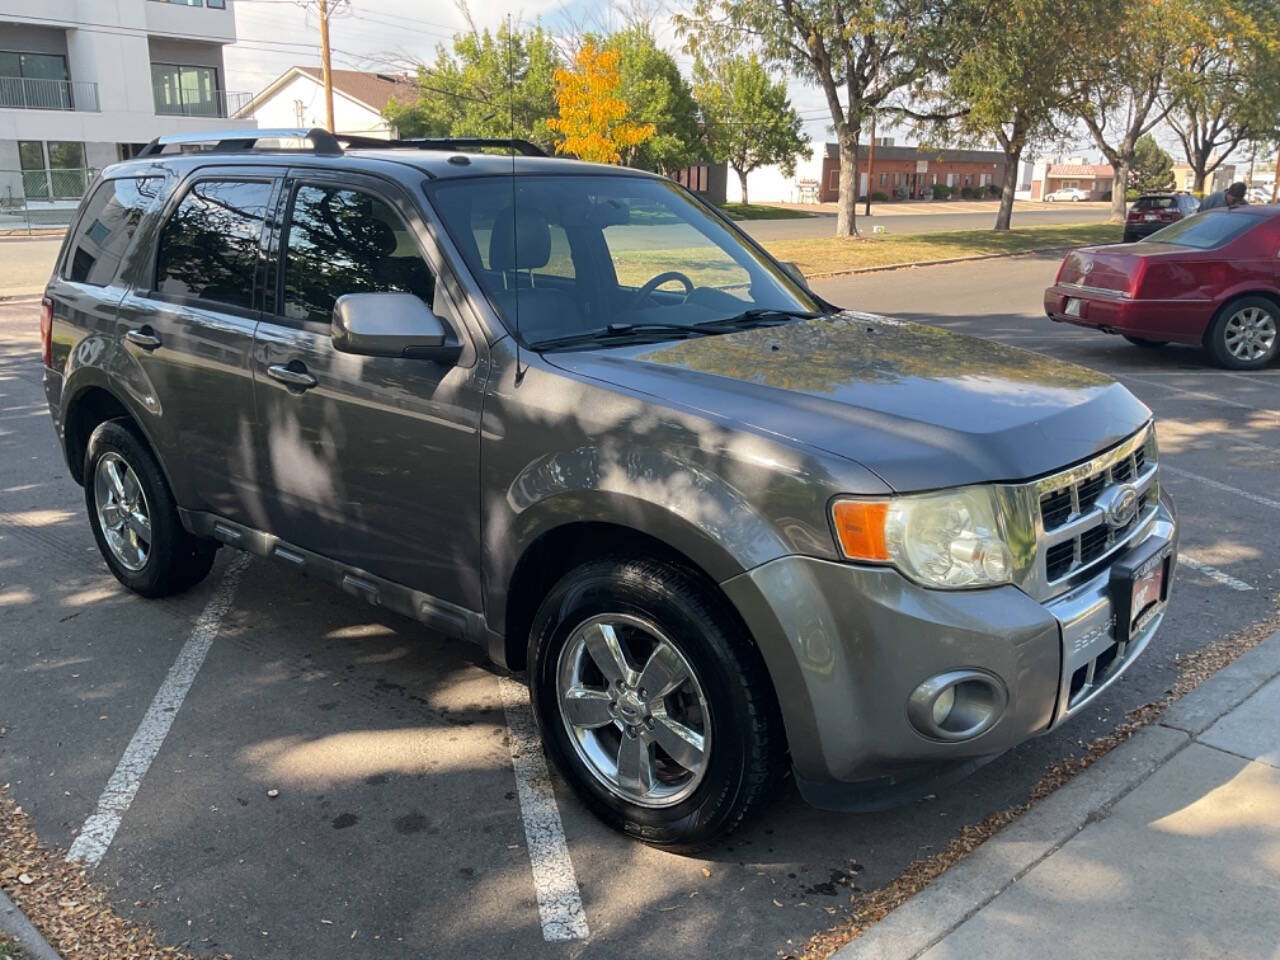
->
{"left": 722, "top": 493, "right": 1177, "bottom": 811}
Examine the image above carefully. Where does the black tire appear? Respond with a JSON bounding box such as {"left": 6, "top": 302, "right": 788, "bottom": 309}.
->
{"left": 1204, "top": 296, "right": 1280, "bottom": 370}
{"left": 1123, "top": 335, "right": 1169, "bottom": 348}
{"left": 84, "top": 419, "right": 218, "bottom": 597}
{"left": 527, "top": 557, "right": 785, "bottom": 851}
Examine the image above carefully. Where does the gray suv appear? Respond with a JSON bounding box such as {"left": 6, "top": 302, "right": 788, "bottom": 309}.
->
{"left": 41, "top": 129, "right": 1178, "bottom": 848}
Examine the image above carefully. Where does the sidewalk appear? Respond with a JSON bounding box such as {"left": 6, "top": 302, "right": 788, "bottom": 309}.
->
{"left": 837, "top": 629, "right": 1280, "bottom": 960}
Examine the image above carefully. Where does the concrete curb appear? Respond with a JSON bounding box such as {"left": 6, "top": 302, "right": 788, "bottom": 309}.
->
{"left": 805, "top": 245, "right": 1080, "bottom": 281}
{"left": 833, "top": 629, "right": 1280, "bottom": 960}
{"left": 0, "top": 888, "right": 63, "bottom": 960}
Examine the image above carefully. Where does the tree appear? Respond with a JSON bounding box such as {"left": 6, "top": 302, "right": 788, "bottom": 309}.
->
{"left": 694, "top": 53, "right": 809, "bottom": 204}
{"left": 383, "top": 18, "right": 560, "bottom": 151}
{"left": 1164, "top": 0, "right": 1280, "bottom": 193}
{"left": 548, "top": 42, "right": 656, "bottom": 164}
{"left": 1062, "top": 0, "right": 1190, "bottom": 221}
{"left": 902, "top": 0, "right": 1083, "bottom": 230}
{"left": 1130, "top": 135, "right": 1174, "bottom": 191}
{"left": 604, "top": 25, "right": 704, "bottom": 173}
{"left": 677, "top": 0, "right": 953, "bottom": 237}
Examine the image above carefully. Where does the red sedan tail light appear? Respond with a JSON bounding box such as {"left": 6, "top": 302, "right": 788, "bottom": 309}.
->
{"left": 40, "top": 297, "right": 53, "bottom": 368}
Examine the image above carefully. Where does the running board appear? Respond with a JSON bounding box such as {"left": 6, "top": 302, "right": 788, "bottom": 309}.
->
{"left": 179, "top": 509, "right": 488, "bottom": 647}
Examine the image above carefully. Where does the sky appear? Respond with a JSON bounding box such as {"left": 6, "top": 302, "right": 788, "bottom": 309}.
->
{"left": 224, "top": 0, "right": 886, "bottom": 149}
{"left": 221, "top": 0, "right": 1167, "bottom": 163}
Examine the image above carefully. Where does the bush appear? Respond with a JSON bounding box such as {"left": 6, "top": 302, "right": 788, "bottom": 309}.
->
{"left": 986, "top": 183, "right": 1001, "bottom": 197}
{"left": 870, "top": 191, "right": 889, "bottom": 202}
{"left": 959, "top": 185, "right": 977, "bottom": 199}
{"left": 1124, "top": 188, "right": 1140, "bottom": 201}
{"left": 931, "top": 183, "right": 952, "bottom": 199}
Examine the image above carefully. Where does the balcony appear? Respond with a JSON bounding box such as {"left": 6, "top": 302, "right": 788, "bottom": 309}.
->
{"left": 153, "top": 85, "right": 251, "bottom": 119}
{"left": 0, "top": 77, "right": 100, "bottom": 112}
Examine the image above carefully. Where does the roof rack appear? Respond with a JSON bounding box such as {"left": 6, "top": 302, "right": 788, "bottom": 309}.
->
{"left": 137, "top": 127, "right": 343, "bottom": 157}
{"left": 136, "top": 128, "right": 546, "bottom": 159}
{"left": 337, "top": 134, "right": 546, "bottom": 157}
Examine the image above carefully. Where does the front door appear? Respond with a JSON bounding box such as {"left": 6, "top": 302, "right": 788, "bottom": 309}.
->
{"left": 115, "top": 169, "right": 281, "bottom": 523}
{"left": 251, "top": 170, "right": 487, "bottom": 610}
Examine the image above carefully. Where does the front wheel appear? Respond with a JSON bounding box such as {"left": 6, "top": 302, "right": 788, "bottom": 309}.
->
{"left": 527, "top": 557, "right": 785, "bottom": 850}
{"left": 1205, "top": 296, "right": 1279, "bottom": 370}
{"left": 1123, "top": 335, "right": 1169, "bottom": 348}
{"left": 85, "top": 419, "right": 218, "bottom": 597}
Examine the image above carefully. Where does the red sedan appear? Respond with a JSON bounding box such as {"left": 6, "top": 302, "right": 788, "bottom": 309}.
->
{"left": 1044, "top": 206, "right": 1280, "bottom": 369}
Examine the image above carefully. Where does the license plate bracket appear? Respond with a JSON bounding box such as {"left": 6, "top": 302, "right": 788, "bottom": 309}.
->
{"left": 1111, "top": 537, "right": 1173, "bottom": 642}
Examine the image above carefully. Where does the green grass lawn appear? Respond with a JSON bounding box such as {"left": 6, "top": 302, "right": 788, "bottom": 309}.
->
{"left": 719, "top": 202, "right": 818, "bottom": 221}
{"left": 765, "top": 221, "right": 1123, "bottom": 275}
{"left": 0, "top": 935, "right": 20, "bottom": 959}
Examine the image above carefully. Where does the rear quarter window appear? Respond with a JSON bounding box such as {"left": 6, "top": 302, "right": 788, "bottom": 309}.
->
{"left": 63, "top": 177, "right": 163, "bottom": 285}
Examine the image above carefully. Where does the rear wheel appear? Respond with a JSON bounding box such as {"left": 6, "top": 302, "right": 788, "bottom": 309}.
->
{"left": 527, "top": 557, "right": 785, "bottom": 850}
{"left": 1205, "top": 296, "right": 1279, "bottom": 370}
{"left": 85, "top": 420, "right": 218, "bottom": 597}
{"left": 1123, "top": 335, "right": 1169, "bottom": 348}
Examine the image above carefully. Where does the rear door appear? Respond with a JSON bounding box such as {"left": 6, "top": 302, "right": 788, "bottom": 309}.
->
{"left": 115, "top": 167, "right": 283, "bottom": 522}
{"left": 251, "top": 168, "right": 486, "bottom": 609}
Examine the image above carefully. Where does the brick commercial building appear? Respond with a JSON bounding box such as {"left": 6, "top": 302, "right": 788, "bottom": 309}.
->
{"left": 818, "top": 143, "right": 1008, "bottom": 202}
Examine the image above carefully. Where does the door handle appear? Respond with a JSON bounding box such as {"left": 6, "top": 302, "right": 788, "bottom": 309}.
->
{"left": 125, "top": 328, "right": 161, "bottom": 350}
{"left": 267, "top": 362, "right": 318, "bottom": 390}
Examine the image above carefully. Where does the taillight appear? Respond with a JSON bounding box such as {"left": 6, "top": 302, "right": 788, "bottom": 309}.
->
{"left": 40, "top": 297, "right": 53, "bottom": 368}
{"left": 1127, "top": 209, "right": 1141, "bottom": 220}
{"left": 1054, "top": 253, "right": 1071, "bottom": 284}
{"left": 1128, "top": 260, "right": 1147, "bottom": 299}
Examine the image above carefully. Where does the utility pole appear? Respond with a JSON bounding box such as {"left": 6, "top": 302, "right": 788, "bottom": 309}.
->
{"left": 317, "top": 0, "right": 335, "bottom": 133}
{"left": 1272, "top": 143, "right": 1279, "bottom": 204}
{"left": 864, "top": 111, "right": 876, "bottom": 217}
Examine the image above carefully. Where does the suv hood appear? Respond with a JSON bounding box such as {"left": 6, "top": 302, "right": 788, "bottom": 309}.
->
{"left": 544, "top": 311, "right": 1150, "bottom": 491}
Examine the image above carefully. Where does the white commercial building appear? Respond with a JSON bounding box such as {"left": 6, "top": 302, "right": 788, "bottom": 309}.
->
{"left": 0, "top": 0, "right": 253, "bottom": 217}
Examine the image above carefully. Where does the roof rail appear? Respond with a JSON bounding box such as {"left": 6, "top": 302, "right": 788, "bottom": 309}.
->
{"left": 135, "top": 128, "right": 546, "bottom": 159}
{"left": 337, "top": 134, "right": 547, "bottom": 157}
{"left": 136, "top": 127, "right": 343, "bottom": 157}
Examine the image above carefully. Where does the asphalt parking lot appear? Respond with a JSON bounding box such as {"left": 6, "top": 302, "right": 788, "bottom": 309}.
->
{"left": 1, "top": 252, "right": 1277, "bottom": 959}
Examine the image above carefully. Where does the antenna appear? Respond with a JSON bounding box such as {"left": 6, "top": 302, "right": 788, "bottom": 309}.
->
{"left": 508, "top": 13, "right": 526, "bottom": 385}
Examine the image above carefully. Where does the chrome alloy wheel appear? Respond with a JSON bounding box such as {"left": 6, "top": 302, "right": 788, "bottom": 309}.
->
{"left": 1223, "top": 305, "right": 1278, "bottom": 362}
{"left": 93, "top": 452, "right": 152, "bottom": 572}
{"left": 555, "top": 613, "right": 711, "bottom": 808}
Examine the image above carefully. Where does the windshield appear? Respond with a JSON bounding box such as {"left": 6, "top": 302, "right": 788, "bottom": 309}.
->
{"left": 426, "top": 174, "right": 822, "bottom": 347}
{"left": 1143, "top": 209, "right": 1262, "bottom": 248}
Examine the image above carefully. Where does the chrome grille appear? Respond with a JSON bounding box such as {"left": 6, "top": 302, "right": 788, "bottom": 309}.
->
{"left": 1003, "top": 425, "right": 1160, "bottom": 602}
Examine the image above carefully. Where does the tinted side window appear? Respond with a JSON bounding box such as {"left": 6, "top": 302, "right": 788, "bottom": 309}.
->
{"left": 156, "top": 179, "right": 273, "bottom": 309}
{"left": 282, "top": 185, "right": 436, "bottom": 323}
{"left": 64, "top": 177, "right": 162, "bottom": 285}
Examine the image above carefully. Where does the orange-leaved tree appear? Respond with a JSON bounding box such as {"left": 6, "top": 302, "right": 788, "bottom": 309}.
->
{"left": 548, "top": 42, "right": 655, "bottom": 164}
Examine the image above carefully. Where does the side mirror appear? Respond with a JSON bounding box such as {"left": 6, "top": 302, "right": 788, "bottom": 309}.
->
{"left": 331, "top": 292, "right": 461, "bottom": 364}
{"left": 780, "top": 260, "right": 809, "bottom": 289}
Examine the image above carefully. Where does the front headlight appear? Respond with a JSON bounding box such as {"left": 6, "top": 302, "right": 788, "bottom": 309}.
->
{"left": 830, "top": 486, "right": 1013, "bottom": 589}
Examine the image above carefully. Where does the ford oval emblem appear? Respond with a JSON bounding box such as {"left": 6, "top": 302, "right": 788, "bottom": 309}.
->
{"left": 1103, "top": 484, "right": 1140, "bottom": 530}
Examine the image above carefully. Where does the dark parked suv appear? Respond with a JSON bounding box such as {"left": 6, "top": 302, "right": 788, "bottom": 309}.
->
{"left": 41, "top": 129, "right": 1178, "bottom": 847}
{"left": 1123, "top": 191, "right": 1200, "bottom": 242}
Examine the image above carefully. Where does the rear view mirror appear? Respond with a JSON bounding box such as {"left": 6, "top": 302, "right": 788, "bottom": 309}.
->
{"left": 331, "top": 292, "right": 460, "bottom": 364}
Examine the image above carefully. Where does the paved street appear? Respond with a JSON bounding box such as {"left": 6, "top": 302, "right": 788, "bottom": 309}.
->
{"left": 1, "top": 253, "right": 1277, "bottom": 959}
{"left": 738, "top": 203, "right": 1112, "bottom": 240}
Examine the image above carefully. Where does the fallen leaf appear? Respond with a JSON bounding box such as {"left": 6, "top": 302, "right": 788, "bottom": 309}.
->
{"left": 773, "top": 899, "right": 783, "bottom": 908}
{"left": 18, "top": 872, "right": 34, "bottom": 885}
{"left": 701, "top": 867, "right": 710, "bottom": 878}
{"left": 267, "top": 788, "right": 279, "bottom": 798}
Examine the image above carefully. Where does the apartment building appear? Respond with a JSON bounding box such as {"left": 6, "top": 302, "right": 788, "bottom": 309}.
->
{"left": 0, "top": 0, "right": 255, "bottom": 219}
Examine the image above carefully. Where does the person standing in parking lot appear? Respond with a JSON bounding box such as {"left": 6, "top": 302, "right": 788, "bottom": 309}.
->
{"left": 1199, "top": 182, "right": 1247, "bottom": 210}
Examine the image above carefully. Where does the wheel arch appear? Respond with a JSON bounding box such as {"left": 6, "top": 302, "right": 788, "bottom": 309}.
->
{"left": 62, "top": 380, "right": 165, "bottom": 489}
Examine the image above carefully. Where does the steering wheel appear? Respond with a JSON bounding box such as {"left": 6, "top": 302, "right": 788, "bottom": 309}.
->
{"left": 628, "top": 271, "right": 695, "bottom": 311}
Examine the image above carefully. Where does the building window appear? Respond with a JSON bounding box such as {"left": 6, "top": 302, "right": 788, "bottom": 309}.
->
{"left": 152, "top": 63, "right": 221, "bottom": 117}
{"left": 829, "top": 169, "right": 839, "bottom": 190}
{"left": 16, "top": 140, "right": 89, "bottom": 200}
{"left": 893, "top": 173, "right": 900, "bottom": 186}
{"left": 879, "top": 172, "right": 887, "bottom": 187}
{"left": 0, "top": 51, "right": 73, "bottom": 110}
{"left": 149, "top": 0, "right": 205, "bottom": 6}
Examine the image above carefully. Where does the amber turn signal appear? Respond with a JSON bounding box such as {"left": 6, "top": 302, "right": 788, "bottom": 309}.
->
{"left": 831, "top": 499, "right": 890, "bottom": 562}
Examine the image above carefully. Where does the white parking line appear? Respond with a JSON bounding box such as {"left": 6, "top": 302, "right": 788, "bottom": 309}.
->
{"left": 498, "top": 676, "right": 590, "bottom": 942}
{"left": 67, "top": 552, "right": 251, "bottom": 866}
{"left": 1177, "top": 555, "right": 1254, "bottom": 591}
{"left": 1161, "top": 465, "right": 1280, "bottom": 512}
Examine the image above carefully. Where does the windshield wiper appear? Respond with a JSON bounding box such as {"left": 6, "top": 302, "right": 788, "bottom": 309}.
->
{"left": 690, "top": 307, "right": 823, "bottom": 332}
{"left": 532, "top": 322, "right": 709, "bottom": 352}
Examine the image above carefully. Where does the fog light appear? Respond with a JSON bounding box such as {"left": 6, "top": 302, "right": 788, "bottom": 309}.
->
{"left": 907, "top": 670, "right": 1008, "bottom": 742}
{"left": 931, "top": 685, "right": 957, "bottom": 726}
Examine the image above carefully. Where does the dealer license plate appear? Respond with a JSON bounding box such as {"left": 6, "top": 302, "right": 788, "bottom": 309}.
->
{"left": 1065, "top": 297, "right": 1084, "bottom": 318}
{"left": 1130, "top": 559, "right": 1167, "bottom": 634}
{"left": 1144, "top": 213, "right": 1158, "bottom": 221}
